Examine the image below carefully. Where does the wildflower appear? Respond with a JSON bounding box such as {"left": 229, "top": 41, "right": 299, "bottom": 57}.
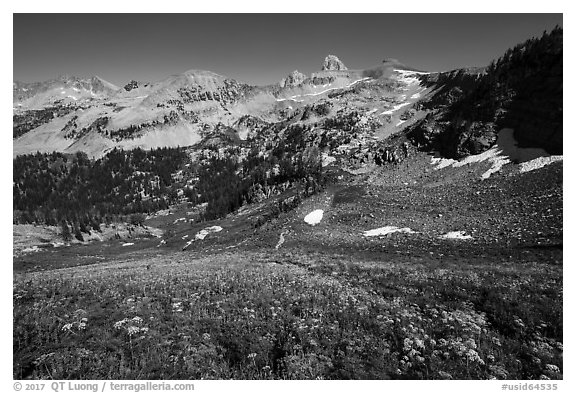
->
{"left": 545, "top": 364, "right": 560, "bottom": 373}
{"left": 555, "top": 342, "right": 563, "bottom": 351}
{"left": 403, "top": 338, "right": 413, "bottom": 351}
{"left": 127, "top": 326, "right": 140, "bottom": 336}
{"left": 247, "top": 353, "right": 257, "bottom": 360}
{"left": 202, "top": 333, "right": 211, "bottom": 341}
{"left": 465, "top": 338, "right": 477, "bottom": 350}
{"left": 413, "top": 338, "right": 425, "bottom": 349}
{"left": 114, "top": 319, "right": 127, "bottom": 329}
{"left": 539, "top": 375, "right": 551, "bottom": 380}
{"left": 62, "top": 323, "right": 74, "bottom": 332}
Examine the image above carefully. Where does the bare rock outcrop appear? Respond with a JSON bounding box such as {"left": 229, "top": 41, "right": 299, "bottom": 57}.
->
{"left": 322, "top": 55, "right": 348, "bottom": 71}
{"left": 280, "top": 70, "right": 307, "bottom": 88}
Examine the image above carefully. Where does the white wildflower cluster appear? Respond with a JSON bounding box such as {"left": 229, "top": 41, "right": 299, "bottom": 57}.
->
{"left": 114, "top": 316, "right": 149, "bottom": 337}
{"left": 243, "top": 307, "right": 256, "bottom": 319}
{"left": 446, "top": 337, "right": 485, "bottom": 365}
{"left": 172, "top": 302, "right": 184, "bottom": 312}
{"left": 545, "top": 364, "right": 560, "bottom": 374}
{"left": 61, "top": 317, "right": 88, "bottom": 333}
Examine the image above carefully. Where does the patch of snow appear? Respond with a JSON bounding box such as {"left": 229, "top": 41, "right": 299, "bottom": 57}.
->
{"left": 363, "top": 226, "right": 417, "bottom": 237}
{"left": 381, "top": 102, "right": 410, "bottom": 115}
{"left": 439, "top": 231, "right": 473, "bottom": 240}
{"left": 67, "top": 95, "right": 77, "bottom": 101}
{"left": 195, "top": 225, "right": 223, "bottom": 240}
{"left": 410, "top": 93, "right": 421, "bottom": 99}
{"left": 173, "top": 217, "right": 187, "bottom": 224}
{"left": 122, "top": 242, "right": 134, "bottom": 247}
{"left": 394, "top": 69, "right": 431, "bottom": 76}
{"left": 277, "top": 77, "right": 371, "bottom": 102}
{"left": 480, "top": 155, "right": 511, "bottom": 179}
{"left": 304, "top": 210, "right": 324, "bottom": 226}
{"left": 430, "top": 157, "right": 458, "bottom": 170}
{"left": 430, "top": 129, "right": 554, "bottom": 179}
{"left": 276, "top": 97, "right": 304, "bottom": 103}
{"left": 432, "top": 145, "right": 509, "bottom": 179}
{"left": 453, "top": 146, "right": 501, "bottom": 168}
{"left": 396, "top": 120, "right": 406, "bottom": 127}
{"left": 22, "top": 245, "right": 41, "bottom": 253}
{"left": 182, "top": 235, "right": 189, "bottom": 240}
{"left": 519, "top": 156, "right": 563, "bottom": 173}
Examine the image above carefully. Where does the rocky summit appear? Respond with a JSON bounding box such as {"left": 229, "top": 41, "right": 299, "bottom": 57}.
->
{"left": 321, "top": 54, "right": 348, "bottom": 71}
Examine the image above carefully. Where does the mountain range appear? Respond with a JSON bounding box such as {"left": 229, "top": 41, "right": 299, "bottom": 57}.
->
{"left": 13, "top": 25, "right": 562, "bottom": 164}
{"left": 13, "top": 54, "right": 441, "bottom": 157}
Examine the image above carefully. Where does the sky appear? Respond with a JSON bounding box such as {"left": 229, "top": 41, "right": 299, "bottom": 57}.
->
{"left": 13, "top": 14, "right": 563, "bottom": 87}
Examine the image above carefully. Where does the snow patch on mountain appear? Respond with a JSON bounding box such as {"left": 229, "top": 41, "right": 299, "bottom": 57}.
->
{"left": 519, "top": 156, "right": 563, "bottom": 173}
{"left": 430, "top": 129, "right": 556, "bottom": 179}
{"left": 439, "top": 231, "right": 473, "bottom": 240}
{"left": 304, "top": 210, "right": 324, "bottom": 226}
{"left": 276, "top": 78, "right": 371, "bottom": 102}
{"left": 381, "top": 102, "right": 410, "bottom": 115}
{"left": 363, "top": 226, "right": 417, "bottom": 237}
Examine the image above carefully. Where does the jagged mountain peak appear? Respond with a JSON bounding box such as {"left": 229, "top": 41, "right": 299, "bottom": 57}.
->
{"left": 279, "top": 70, "right": 307, "bottom": 88}
{"left": 322, "top": 55, "right": 348, "bottom": 71}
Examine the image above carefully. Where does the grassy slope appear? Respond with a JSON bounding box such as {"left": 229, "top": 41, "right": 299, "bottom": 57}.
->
{"left": 13, "top": 248, "right": 561, "bottom": 380}
{"left": 13, "top": 153, "right": 563, "bottom": 380}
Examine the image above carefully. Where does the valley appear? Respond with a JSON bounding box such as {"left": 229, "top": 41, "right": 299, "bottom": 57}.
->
{"left": 13, "top": 26, "right": 563, "bottom": 381}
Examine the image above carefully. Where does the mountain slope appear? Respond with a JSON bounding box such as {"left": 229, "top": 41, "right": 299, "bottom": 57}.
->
{"left": 13, "top": 56, "right": 435, "bottom": 158}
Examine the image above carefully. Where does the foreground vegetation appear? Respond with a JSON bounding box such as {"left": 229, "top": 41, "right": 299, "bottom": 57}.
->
{"left": 13, "top": 249, "right": 562, "bottom": 380}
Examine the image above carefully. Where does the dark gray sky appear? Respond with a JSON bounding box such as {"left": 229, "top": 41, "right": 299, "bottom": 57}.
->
{"left": 13, "top": 14, "right": 562, "bottom": 87}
